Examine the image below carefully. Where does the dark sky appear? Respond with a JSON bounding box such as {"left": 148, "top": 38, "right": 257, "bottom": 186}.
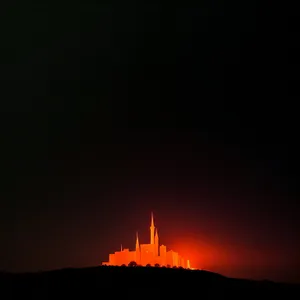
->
{"left": 1, "top": 3, "right": 299, "bottom": 283}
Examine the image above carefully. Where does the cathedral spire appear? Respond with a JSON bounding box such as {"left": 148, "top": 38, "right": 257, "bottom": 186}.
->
{"left": 150, "top": 212, "right": 155, "bottom": 244}
{"left": 135, "top": 232, "right": 140, "bottom": 264}
{"left": 151, "top": 212, "right": 154, "bottom": 227}
{"left": 135, "top": 232, "right": 140, "bottom": 250}
{"left": 154, "top": 228, "right": 159, "bottom": 256}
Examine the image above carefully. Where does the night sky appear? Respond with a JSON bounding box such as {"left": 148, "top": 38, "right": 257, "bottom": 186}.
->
{"left": 1, "top": 3, "right": 299, "bottom": 283}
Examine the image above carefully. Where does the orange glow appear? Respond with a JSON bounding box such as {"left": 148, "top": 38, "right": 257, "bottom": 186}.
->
{"left": 102, "top": 213, "right": 192, "bottom": 268}
{"left": 169, "top": 237, "right": 220, "bottom": 270}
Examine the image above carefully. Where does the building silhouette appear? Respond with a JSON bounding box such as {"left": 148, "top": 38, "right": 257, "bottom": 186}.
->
{"left": 102, "top": 213, "right": 191, "bottom": 268}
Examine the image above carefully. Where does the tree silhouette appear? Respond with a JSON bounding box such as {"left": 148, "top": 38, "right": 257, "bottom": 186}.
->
{"left": 154, "top": 263, "right": 160, "bottom": 267}
{"left": 128, "top": 261, "right": 137, "bottom": 267}
{"left": 166, "top": 264, "right": 171, "bottom": 268}
{"left": 121, "top": 264, "right": 126, "bottom": 267}
{"left": 146, "top": 264, "right": 151, "bottom": 267}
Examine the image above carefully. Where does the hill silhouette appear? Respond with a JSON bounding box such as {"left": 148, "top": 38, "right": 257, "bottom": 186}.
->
{"left": 1, "top": 266, "right": 299, "bottom": 298}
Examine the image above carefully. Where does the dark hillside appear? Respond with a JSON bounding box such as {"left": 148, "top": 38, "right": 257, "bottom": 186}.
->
{"left": 1, "top": 266, "right": 299, "bottom": 298}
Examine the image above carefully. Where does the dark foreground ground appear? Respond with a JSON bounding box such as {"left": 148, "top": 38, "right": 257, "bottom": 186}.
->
{"left": 1, "top": 266, "right": 300, "bottom": 299}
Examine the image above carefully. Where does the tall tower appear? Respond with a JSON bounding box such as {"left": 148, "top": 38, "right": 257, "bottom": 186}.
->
{"left": 150, "top": 212, "right": 155, "bottom": 244}
{"left": 154, "top": 228, "right": 159, "bottom": 257}
{"left": 135, "top": 232, "right": 140, "bottom": 264}
{"left": 187, "top": 259, "right": 191, "bottom": 269}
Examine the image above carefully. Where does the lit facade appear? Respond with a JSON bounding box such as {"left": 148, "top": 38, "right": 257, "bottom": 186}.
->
{"left": 102, "top": 213, "right": 191, "bottom": 268}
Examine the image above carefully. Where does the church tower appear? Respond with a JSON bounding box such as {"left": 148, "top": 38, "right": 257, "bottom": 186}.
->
{"left": 154, "top": 228, "right": 159, "bottom": 257}
{"left": 150, "top": 212, "right": 155, "bottom": 244}
{"left": 135, "top": 232, "right": 140, "bottom": 264}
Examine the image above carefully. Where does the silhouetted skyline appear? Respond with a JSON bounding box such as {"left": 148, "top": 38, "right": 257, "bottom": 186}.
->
{"left": 102, "top": 213, "right": 191, "bottom": 268}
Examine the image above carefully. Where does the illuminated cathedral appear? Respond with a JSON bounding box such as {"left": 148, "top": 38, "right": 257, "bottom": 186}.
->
{"left": 102, "top": 213, "right": 191, "bottom": 268}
